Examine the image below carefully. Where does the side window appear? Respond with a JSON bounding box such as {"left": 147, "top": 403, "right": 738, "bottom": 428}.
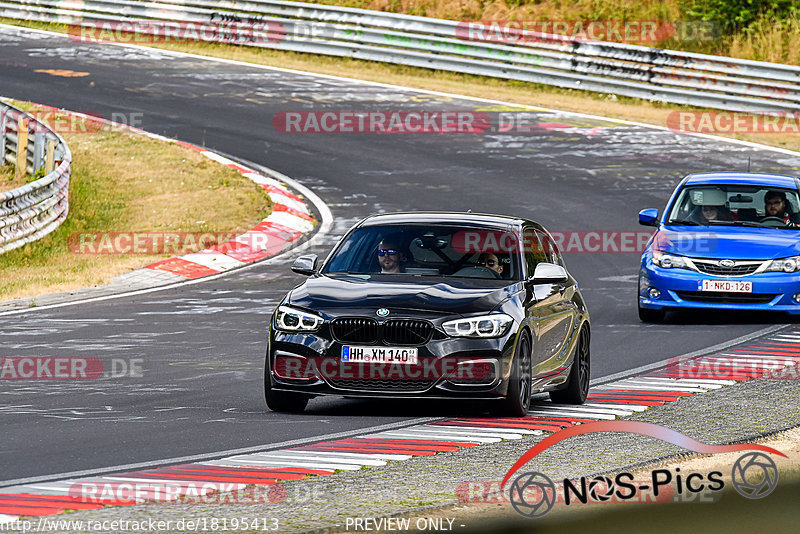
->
{"left": 540, "top": 230, "right": 562, "bottom": 265}
{"left": 522, "top": 227, "right": 550, "bottom": 277}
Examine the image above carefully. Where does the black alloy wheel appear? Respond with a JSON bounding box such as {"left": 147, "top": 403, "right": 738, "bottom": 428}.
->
{"left": 502, "top": 334, "right": 532, "bottom": 416}
{"left": 549, "top": 325, "right": 590, "bottom": 405}
{"left": 264, "top": 367, "right": 310, "bottom": 413}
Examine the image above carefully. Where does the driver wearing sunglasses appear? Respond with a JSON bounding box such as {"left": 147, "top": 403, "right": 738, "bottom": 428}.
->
{"left": 377, "top": 237, "right": 406, "bottom": 273}
{"left": 478, "top": 252, "right": 504, "bottom": 276}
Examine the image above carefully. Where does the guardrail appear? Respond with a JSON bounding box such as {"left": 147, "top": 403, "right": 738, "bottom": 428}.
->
{"left": 0, "top": 101, "right": 71, "bottom": 254}
{"left": 0, "top": 0, "right": 798, "bottom": 113}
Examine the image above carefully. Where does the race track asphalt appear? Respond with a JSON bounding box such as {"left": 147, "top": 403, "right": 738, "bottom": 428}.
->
{"left": 1, "top": 26, "right": 798, "bottom": 481}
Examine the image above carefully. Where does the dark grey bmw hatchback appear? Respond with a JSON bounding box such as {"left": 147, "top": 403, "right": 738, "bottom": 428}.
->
{"left": 265, "top": 212, "right": 590, "bottom": 416}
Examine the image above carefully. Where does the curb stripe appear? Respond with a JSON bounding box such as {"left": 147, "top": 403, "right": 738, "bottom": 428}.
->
{"left": 3, "top": 329, "right": 799, "bottom": 520}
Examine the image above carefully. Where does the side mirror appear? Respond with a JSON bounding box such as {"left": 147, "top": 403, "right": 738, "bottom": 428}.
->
{"left": 291, "top": 254, "right": 318, "bottom": 276}
{"left": 639, "top": 208, "right": 660, "bottom": 227}
{"left": 530, "top": 262, "right": 568, "bottom": 284}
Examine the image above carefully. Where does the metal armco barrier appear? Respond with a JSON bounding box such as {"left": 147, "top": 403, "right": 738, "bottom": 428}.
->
{"left": 0, "top": 0, "right": 798, "bottom": 112}
{"left": 0, "top": 101, "right": 71, "bottom": 254}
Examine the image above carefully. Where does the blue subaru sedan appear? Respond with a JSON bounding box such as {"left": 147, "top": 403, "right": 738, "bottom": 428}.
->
{"left": 638, "top": 172, "right": 800, "bottom": 322}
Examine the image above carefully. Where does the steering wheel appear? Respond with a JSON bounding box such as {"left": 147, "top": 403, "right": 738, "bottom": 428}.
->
{"left": 453, "top": 265, "right": 502, "bottom": 279}
{"left": 760, "top": 216, "right": 788, "bottom": 227}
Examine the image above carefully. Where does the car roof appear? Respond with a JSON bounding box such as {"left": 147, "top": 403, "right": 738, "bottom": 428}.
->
{"left": 356, "top": 212, "right": 530, "bottom": 229}
{"left": 683, "top": 172, "right": 799, "bottom": 189}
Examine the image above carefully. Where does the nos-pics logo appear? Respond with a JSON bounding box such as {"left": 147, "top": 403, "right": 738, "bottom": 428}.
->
{"left": 502, "top": 421, "right": 783, "bottom": 518}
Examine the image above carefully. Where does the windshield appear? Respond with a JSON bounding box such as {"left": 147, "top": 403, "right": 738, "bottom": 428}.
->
{"left": 667, "top": 185, "right": 800, "bottom": 229}
{"left": 321, "top": 224, "right": 523, "bottom": 280}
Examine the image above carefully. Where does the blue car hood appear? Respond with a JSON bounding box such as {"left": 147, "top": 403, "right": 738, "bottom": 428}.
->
{"left": 656, "top": 226, "right": 800, "bottom": 260}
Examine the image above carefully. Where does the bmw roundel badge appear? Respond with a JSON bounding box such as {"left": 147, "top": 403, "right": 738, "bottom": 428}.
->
{"left": 376, "top": 308, "right": 390, "bottom": 317}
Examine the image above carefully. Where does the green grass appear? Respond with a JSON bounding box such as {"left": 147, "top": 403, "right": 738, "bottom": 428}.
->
{"left": 0, "top": 164, "right": 14, "bottom": 184}
{"left": 0, "top": 104, "right": 273, "bottom": 300}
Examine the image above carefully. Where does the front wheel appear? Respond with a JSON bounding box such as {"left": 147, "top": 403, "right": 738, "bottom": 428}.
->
{"left": 264, "top": 369, "right": 309, "bottom": 413}
{"left": 549, "top": 325, "right": 590, "bottom": 405}
{"left": 638, "top": 304, "right": 665, "bottom": 323}
{"left": 638, "top": 279, "right": 665, "bottom": 322}
{"left": 501, "top": 334, "right": 532, "bottom": 417}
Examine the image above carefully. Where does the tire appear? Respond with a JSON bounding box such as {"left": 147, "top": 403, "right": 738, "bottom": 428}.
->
{"left": 264, "top": 368, "right": 309, "bottom": 413}
{"left": 549, "top": 325, "right": 590, "bottom": 405}
{"left": 638, "top": 279, "right": 665, "bottom": 322}
{"left": 501, "top": 333, "right": 532, "bottom": 417}
{"left": 638, "top": 304, "right": 665, "bottom": 323}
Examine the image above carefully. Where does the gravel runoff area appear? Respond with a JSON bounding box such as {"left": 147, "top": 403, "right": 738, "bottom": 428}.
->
{"left": 11, "top": 362, "right": 799, "bottom": 534}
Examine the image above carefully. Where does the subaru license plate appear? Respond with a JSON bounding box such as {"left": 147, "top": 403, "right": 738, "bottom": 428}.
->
{"left": 699, "top": 280, "right": 752, "bottom": 293}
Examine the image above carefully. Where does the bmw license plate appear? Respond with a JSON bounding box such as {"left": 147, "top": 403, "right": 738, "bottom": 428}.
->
{"left": 341, "top": 346, "right": 418, "bottom": 364}
{"left": 699, "top": 280, "right": 752, "bottom": 293}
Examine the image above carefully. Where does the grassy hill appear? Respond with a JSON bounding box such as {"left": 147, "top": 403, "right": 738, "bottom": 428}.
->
{"left": 306, "top": 0, "right": 800, "bottom": 64}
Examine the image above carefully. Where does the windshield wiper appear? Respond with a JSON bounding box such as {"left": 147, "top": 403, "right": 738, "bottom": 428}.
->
{"left": 725, "top": 221, "right": 764, "bottom": 227}
{"left": 667, "top": 219, "right": 701, "bottom": 226}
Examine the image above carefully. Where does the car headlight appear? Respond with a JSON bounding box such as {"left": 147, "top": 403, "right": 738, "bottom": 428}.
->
{"left": 652, "top": 251, "right": 688, "bottom": 269}
{"left": 274, "top": 305, "right": 323, "bottom": 332}
{"left": 442, "top": 314, "right": 513, "bottom": 338}
{"left": 765, "top": 256, "right": 800, "bottom": 273}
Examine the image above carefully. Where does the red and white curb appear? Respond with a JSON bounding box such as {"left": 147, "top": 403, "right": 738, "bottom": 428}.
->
{"left": 140, "top": 149, "right": 315, "bottom": 281}
{"left": 14, "top": 101, "right": 317, "bottom": 284}
{"left": 140, "top": 151, "right": 315, "bottom": 281}
{"left": 1, "top": 328, "right": 799, "bottom": 523}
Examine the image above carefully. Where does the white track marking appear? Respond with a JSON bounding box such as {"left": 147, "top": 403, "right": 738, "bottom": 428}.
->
{"left": 386, "top": 428, "right": 524, "bottom": 440}
{"left": 633, "top": 377, "right": 733, "bottom": 387}
{"left": 580, "top": 402, "right": 649, "bottom": 412}
{"left": 179, "top": 252, "right": 244, "bottom": 272}
{"left": 426, "top": 425, "right": 540, "bottom": 435}
{"left": 264, "top": 450, "right": 410, "bottom": 461}
{"left": 526, "top": 409, "right": 616, "bottom": 420}
{"left": 364, "top": 431, "right": 503, "bottom": 443}
{"left": 604, "top": 380, "right": 711, "bottom": 392}
{"left": 238, "top": 453, "right": 386, "bottom": 467}
{"left": 207, "top": 458, "right": 363, "bottom": 470}
{"left": 538, "top": 404, "right": 634, "bottom": 415}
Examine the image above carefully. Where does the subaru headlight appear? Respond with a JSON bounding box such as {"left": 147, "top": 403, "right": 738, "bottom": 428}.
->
{"left": 274, "top": 305, "right": 323, "bottom": 332}
{"left": 765, "top": 256, "right": 800, "bottom": 273}
{"left": 442, "top": 314, "right": 513, "bottom": 338}
{"left": 652, "top": 251, "right": 688, "bottom": 269}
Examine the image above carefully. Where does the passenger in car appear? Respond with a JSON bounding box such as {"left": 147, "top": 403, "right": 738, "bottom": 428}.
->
{"left": 687, "top": 190, "right": 735, "bottom": 224}
{"left": 698, "top": 204, "right": 735, "bottom": 223}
